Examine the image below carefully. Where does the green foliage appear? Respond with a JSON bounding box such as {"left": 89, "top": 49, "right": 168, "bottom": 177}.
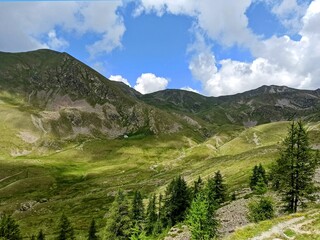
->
{"left": 88, "top": 219, "right": 98, "bottom": 240}
{"left": 248, "top": 197, "right": 275, "bottom": 223}
{"left": 131, "top": 191, "right": 144, "bottom": 224}
{"left": 129, "top": 223, "right": 148, "bottom": 240}
{"left": 186, "top": 193, "right": 218, "bottom": 240}
{"left": 192, "top": 176, "right": 204, "bottom": 199}
{"left": 0, "top": 214, "right": 22, "bottom": 240}
{"left": 145, "top": 194, "right": 157, "bottom": 235}
{"left": 104, "top": 190, "right": 131, "bottom": 240}
{"left": 272, "top": 121, "right": 317, "bottom": 212}
{"left": 250, "top": 164, "right": 268, "bottom": 194}
{"left": 57, "top": 214, "right": 75, "bottom": 240}
{"left": 207, "top": 170, "right": 227, "bottom": 206}
{"left": 162, "top": 176, "right": 191, "bottom": 227}
{"left": 37, "top": 229, "right": 45, "bottom": 240}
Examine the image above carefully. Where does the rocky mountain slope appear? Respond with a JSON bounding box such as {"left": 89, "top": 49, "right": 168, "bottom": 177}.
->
{"left": 142, "top": 85, "right": 320, "bottom": 127}
{"left": 0, "top": 50, "right": 198, "bottom": 140}
{"left": 1, "top": 49, "right": 320, "bottom": 142}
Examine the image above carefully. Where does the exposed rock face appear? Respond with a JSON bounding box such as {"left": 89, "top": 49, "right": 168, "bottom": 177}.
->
{"left": 0, "top": 50, "right": 189, "bottom": 139}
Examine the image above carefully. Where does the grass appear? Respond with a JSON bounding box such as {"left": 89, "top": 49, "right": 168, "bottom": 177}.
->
{"left": 1, "top": 95, "right": 320, "bottom": 238}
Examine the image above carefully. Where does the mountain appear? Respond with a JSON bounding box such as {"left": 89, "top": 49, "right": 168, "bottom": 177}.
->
{"left": 0, "top": 49, "right": 201, "bottom": 140}
{"left": 143, "top": 85, "right": 320, "bottom": 127}
{"left": 1, "top": 49, "right": 320, "bottom": 143}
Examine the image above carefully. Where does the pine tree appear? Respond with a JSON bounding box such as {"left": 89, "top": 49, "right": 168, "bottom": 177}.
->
{"left": 193, "top": 176, "right": 204, "bottom": 198}
{"left": 88, "top": 219, "right": 98, "bottom": 240}
{"left": 207, "top": 171, "right": 227, "bottom": 207}
{"left": 104, "top": 190, "right": 131, "bottom": 240}
{"left": 145, "top": 194, "right": 157, "bottom": 235}
{"left": 131, "top": 191, "right": 144, "bottom": 224}
{"left": 249, "top": 165, "right": 259, "bottom": 190}
{"left": 186, "top": 193, "right": 218, "bottom": 240}
{"left": 272, "top": 121, "right": 317, "bottom": 212}
{"left": 57, "top": 214, "right": 75, "bottom": 240}
{"left": 0, "top": 214, "right": 22, "bottom": 240}
{"left": 250, "top": 164, "right": 268, "bottom": 194}
{"left": 162, "top": 176, "right": 191, "bottom": 227}
{"left": 37, "top": 229, "right": 45, "bottom": 240}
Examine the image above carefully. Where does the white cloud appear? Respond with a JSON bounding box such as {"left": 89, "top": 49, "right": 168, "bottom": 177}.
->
{"left": 47, "top": 30, "right": 69, "bottom": 51}
{"left": 109, "top": 75, "right": 131, "bottom": 87}
{"left": 270, "top": 0, "right": 309, "bottom": 33}
{"left": 134, "top": 73, "right": 169, "bottom": 94}
{"left": 0, "top": 2, "right": 124, "bottom": 57}
{"left": 187, "top": 0, "right": 320, "bottom": 96}
{"left": 180, "top": 87, "right": 199, "bottom": 94}
{"left": 135, "top": 0, "right": 256, "bottom": 47}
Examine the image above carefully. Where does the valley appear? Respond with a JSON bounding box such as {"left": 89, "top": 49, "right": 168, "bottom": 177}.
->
{"left": 1, "top": 50, "right": 320, "bottom": 239}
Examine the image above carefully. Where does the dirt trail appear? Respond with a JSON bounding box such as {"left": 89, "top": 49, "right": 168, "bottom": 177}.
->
{"left": 250, "top": 216, "right": 305, "bottom": 240}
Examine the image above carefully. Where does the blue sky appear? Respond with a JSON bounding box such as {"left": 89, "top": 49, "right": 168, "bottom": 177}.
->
{"left": 0, "top": 0, "right": 319, "bottom": 96}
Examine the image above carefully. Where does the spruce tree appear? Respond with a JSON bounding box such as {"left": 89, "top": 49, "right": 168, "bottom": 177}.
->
{"left": 186, "top": 193, "right": 217, "bottom": 240}
{"left": 104, "top": 190, "right": 131, "bottom": 240}
{"left": 162, "top": 176, "right": 191, "bottom": 227}
{"left": 130, "top": 191, "right": 144, "bottom": 224}
{"left": 57, "top": 214, "right": 75, "bottom": 240}
{"left": 37, "top": 229, "right": 45, "bottom": 240}
{"left": 193, "top": 176, "right": 204, "bottom": 198}
{"left": 145, "top": 194, "right": 157, "bottom": 235}
{"left": 88, "top": 219, "right": 98, "bottom": 240}
{"left": 272, "top": 121, "right": 317, "bottom": 212}
{"left": 207, "top": 171, "right": 227, "bottom": 206}
{"left": 0, "top": 214, "right": 22, "bottom": 240}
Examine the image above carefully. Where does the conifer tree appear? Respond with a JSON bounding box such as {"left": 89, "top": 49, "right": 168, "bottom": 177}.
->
{"left": 130, "top": 191, "right": 144, "bottom": 224}
{"left": 186, "top": 193, "right": 217, "bottom": 240}
{"left": 145, "top": 194, "right": 157, "bottom": 235}
{"left": 37, "top": 229, "right": 45, "bottom": 240}
{"left": 88, "top": 219, "right": 98, "bottom": 240}
{"left": 250, "top": 164, "right": 268, "bottom": 194}
{"left": 57, "top": 214, "right": 75, "bottom": 240}
{"left": 0, "top": 214, "right": 22, "bottom": 240}
{"left": 104, "top": 190, "right": 131, "bottom": 240}
{"left": 193, "top": 176, "right": 204, "bottom": 198}
{"left": 162, "top": 176, "right": 191, "bottom": 227}
{"left": 272, "top": 121, "right": 317, "bottom": 212}
{"left": 207, "top": 171, "right": 227, "bottom": 206}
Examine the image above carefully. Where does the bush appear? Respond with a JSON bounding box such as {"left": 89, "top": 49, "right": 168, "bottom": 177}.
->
{"left": 248, "top": 197, "right": 274, "bottom": 223}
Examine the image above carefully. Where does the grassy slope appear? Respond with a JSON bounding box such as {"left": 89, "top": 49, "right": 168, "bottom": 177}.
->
{"left": 1, "top": 96, "right": 320, "bottom": 238}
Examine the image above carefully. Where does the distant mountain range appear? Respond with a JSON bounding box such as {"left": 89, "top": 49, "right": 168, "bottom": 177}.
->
{"left": 1, "top": 49, "right": 320, "bottom": 139}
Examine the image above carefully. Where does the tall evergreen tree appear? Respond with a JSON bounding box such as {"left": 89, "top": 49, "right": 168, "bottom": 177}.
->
{"left": 57, "top": 214, "right": 75, "bottom": 240}
{"left": 37, "top": 229, "right": 45, "bottom": 240}
{"left": 186, "top": 193, "right": 218, "bottom": 240}
{"left": 104, "top": 190, "right": 131, "bottom": 240}
{"left": 88, "top": 219, "right": 98, "bottom": 240}
{"left": 250, "top": 164, "right": 268, "bottom": 194}
{"left": 207, "top": 171, "right": 227, "bottom": 206}
{"left": 162, "top": 176, "right": 191, "bottom": 227}
{"left": 272, "top": 121, "right": 317, "bottom": 212}
{"left": 193, "top": 176, "right": 204, "bottom": 198}
{"left": 145, "top": 194, "right": 157, "bottom": 235}
{"left": 130, "top": 191, "right": 144, "bottom": 223}
{"left": 0, "top": 214, "right": 22, "bottom": 240}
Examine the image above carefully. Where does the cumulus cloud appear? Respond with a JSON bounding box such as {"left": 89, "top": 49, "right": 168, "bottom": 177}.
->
{"left": 47, "top": 30, "right": 69, "bottom": 51}
{"left": 109, "top": 75, "right": 131, "bottom": 87}
{"left": 180, "top": 87, "right": 199, "bottom": 94}
{"left": 187, "top": 0, "right": 320, "bottom": 96}
{"left": 135, "top": 0, "right": 255, "bottom": 47}
{"left": 0, "top": 2, "right": 124, "bottom": 57}
{"left": 134, "top": 73, "right": 169, "bottom": 94}
{"left": 270, "top": 0, "right": 309, "bottom": 33}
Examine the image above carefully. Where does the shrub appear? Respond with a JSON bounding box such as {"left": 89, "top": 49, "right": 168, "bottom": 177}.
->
{"left": 248, "top": 197, "right": 274, "bottom": 222}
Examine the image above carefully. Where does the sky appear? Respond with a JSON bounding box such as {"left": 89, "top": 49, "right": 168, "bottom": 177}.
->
{"left": 0, "top": 0, "right": 319, "bottom": 96}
